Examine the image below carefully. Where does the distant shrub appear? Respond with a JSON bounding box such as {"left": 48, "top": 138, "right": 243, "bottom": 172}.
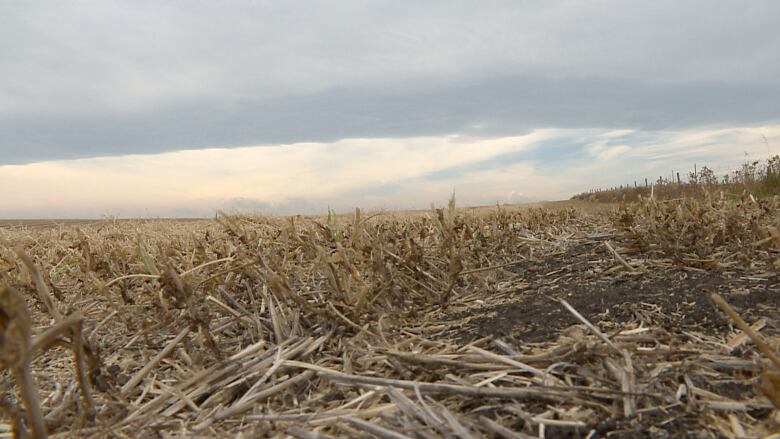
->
{"left": 573, "top": 155, "right": 780, "bottom": 203}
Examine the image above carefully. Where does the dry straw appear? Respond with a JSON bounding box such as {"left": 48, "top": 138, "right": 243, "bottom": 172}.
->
{"left": 0, "top": 198, "right": 778, "bottom": 437}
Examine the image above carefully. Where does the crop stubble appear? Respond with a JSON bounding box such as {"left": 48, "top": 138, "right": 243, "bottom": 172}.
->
{"left": 1, "top": 197, "right": 779, "bottom": 438}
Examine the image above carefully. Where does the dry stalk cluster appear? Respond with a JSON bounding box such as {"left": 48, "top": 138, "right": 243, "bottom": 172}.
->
{"left": 0, "top": 202, "right": 777, "bottom": 438}
{"left": 615, "top": 192, "right": 780, "bottom": 270}
{"left": 574, "top": 155, "right": 780, "bottom": 203}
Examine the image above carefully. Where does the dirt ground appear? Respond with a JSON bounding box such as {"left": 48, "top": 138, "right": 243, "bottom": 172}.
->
{"left": 444, "top": 236, "right": 780, "bottom": 344}
{"left": 426, "top": 218, "right": 780, "bottom": 438}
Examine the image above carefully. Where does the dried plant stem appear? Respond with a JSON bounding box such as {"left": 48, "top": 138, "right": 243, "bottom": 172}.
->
{"left": 104, "top": 274, "right": 160, "bottom": 288}
{"left": 0, "top": 285, "right": 47, "bottom": 439}
{"left": 14, "top": 366, "right": 47, "bottom": 439}
{"left": 17, "top": 250, "right": 63, "bottom": 321}
{"left": 343, "top": 416, "right": 413, "bottom": 439}
{"left": 121, "top": 327, "right": 190, "bottom": 394}
{"left": 604, "top": 241, "right": 635, "bottom": 272}
{"left": 711, "top": 293, "right": 780, "bottom": 369}
{"left": 459, "top": 259, "right": 525, "bottom": 276}
{"left": 286, "top": 426, "right": 339, "bottom": 439}
{"left": 105, "top": 257, "right": 235, "bottom": 288}
{"left": 316, "top": 369, "right": 567, "bottom": 402}
{"left": 193, "top": 370, "right": 315, "bottom": 431}
{"left": 480, "top": 415, "right": 534, "bottom": 439}
{"left": 726, "top": 318, "right": 767, "bottom": 352}
{"left": 558, "top": 298, "right": 622, "bottom": 354}
{"left": 30, "top": 313, "right": 84, "bottom": 355}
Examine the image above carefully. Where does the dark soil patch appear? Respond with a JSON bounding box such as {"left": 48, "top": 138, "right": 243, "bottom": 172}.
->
{"left": 587, "top": 408, "right": 724, "bottom": 439}
{"left": 449, "top": 239, "right": 780, "bottom": 343}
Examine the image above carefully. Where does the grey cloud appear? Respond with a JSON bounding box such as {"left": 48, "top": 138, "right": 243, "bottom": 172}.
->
{"left": 3, "top": 76, "right": 779, "bottom": 164}
{"left": 1, "top": 0, "right": 779, "bottom": 164}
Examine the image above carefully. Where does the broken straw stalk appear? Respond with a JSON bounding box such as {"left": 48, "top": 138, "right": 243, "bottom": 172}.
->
{"left": 0, "top": 199, "right": 778, "bottom": 437}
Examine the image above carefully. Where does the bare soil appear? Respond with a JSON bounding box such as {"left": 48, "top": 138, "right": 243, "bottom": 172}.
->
{"left": 446, "top": 236, "right": 780, "bottom": 344}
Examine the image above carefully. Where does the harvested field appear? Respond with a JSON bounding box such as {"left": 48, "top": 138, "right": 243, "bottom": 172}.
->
{"left": 0, "top": 219, "right": 207, "bottom": 232}
{"left": 1, "top": 197, "right": 779, "bottom": 438}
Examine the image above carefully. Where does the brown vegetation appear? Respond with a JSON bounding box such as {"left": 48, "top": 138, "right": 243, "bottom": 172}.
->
{"left": 0, "top": 196, "right": 778, "bottom": 438}
{"left": 573, "top": 155, "right": 780, "bottom": 203}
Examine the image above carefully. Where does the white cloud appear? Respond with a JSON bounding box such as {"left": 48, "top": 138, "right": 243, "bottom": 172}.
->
{"left": 601, "top": 130, "right": 635, "bottom": 139}
{"left": 0, "top": 131, "right": 549, "bottom": 217}
{"left": 584, "top": 142, "right": 631, "bottom": 160}
{"left": 2, "top": 124, "right": 777, "bottom": 218}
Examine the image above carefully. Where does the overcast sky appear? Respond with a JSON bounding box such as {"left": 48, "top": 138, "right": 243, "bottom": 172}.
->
{"left": 2, "top": 1, "right": 779, "bottom": 218}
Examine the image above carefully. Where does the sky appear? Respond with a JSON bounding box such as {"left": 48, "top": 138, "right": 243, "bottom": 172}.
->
{"left": 1, "top": 1, "right": 779, "bottom": 218}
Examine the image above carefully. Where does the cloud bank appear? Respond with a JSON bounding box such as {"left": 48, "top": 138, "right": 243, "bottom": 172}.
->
{"left": 2, "top": 1, "right": 779, "bottom": 164}
{"left": 2, "top": 125, "right": 777, "bottom": 218}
